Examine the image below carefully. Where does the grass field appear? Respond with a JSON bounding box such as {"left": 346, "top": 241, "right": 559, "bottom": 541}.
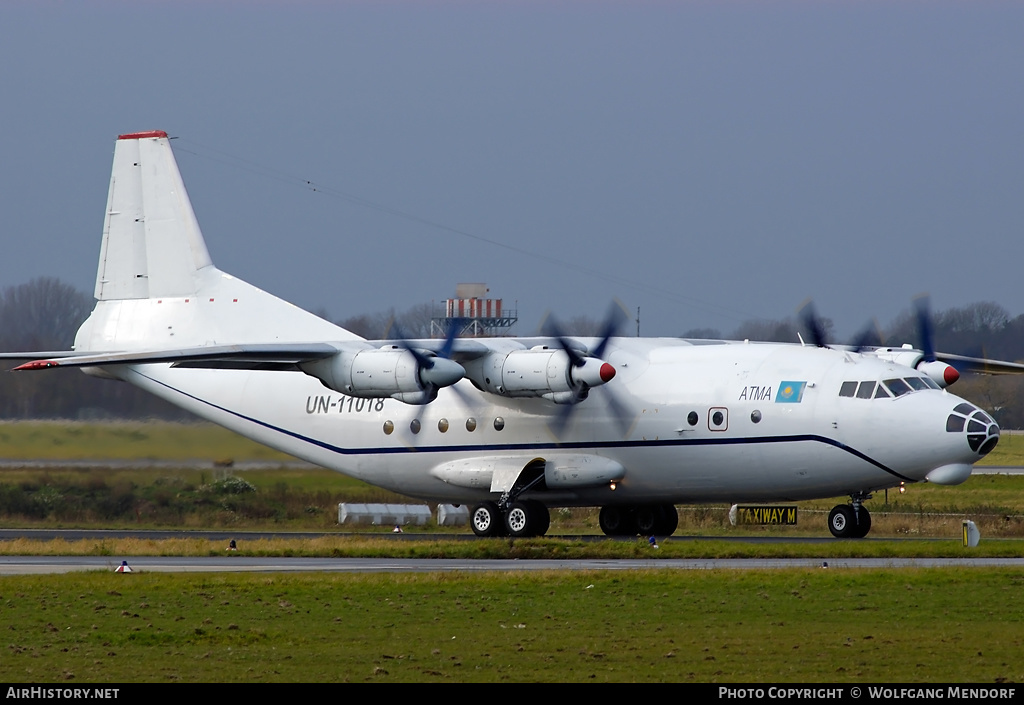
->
{"left": 0, "top": 421, "right": 294, "bottom": 463}
{"left": 1, "top": 568, "right": 1022, "bottom": 683}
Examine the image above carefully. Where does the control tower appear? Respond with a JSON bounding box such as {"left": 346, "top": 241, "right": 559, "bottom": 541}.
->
{"left": 430, "top": 283, "right": 518, "bottom": 338}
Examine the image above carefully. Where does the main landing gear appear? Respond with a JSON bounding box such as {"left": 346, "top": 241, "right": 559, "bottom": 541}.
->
{"left": 470, "top": 462, "right": 554, "bottom": 538}
{"left": 828, "top": 493, "right": 872, "bottom": 538}
{"left": 599, "top": 504, "right": 679, "bottom": 537}
{"left": 470, "top": 499, "right": 551, "bottom": 538}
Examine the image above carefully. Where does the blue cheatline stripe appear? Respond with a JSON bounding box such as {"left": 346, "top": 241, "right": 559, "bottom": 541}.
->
{"left": 135, "top": 371, "right": 915, "bottom": 482}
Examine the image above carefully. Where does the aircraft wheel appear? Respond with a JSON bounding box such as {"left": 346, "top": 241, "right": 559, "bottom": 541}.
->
{"left": 524, "top": 500, "right": 550, "bottom": 537}
{"left": 851, "top": 506, "right": 872, "bottom": 539}
{"left": 657, "top": 504, "right": 679, "bottom": 536}
{"left": 599, "top": 506, "right": 636, "bottom": 536}
{"left": 505, "top": 501, "right": 541, "bottom": 538}
{"left": 827, "top": 505, "right": 856, "bottom": 538}
{"left": 471, "top": 501, "right": 503, "bottom": 537}
{"left": 634, "top": 505, "right": 660, "bottom": 534}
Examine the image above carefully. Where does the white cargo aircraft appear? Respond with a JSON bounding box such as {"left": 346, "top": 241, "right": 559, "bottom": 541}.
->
{"left": 5, "top": 131, "right": 1019, "bottom": 539}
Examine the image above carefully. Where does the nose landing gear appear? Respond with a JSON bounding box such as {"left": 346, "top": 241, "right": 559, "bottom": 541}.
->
{"left": 828, "top": 493, "right": 872, "bottom": 538}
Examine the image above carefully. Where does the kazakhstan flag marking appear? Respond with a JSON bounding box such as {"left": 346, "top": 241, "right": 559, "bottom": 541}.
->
{"left": 776, "top": 381, "right": 806, "bottom": 403}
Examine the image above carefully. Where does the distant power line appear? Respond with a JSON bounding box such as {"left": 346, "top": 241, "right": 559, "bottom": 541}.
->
{"left": 174, "top": 137, "right": 765, "bottom": 327}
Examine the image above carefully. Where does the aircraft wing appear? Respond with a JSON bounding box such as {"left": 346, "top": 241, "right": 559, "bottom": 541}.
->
{"left": 2, "top": 342, "right": 341, "bottom": 370}
{"left": 0, "top": 336, "right": 575, "bottom": 373}
{"left": 935, "top": 351, "right": 1024, "bottom": 375}
{"left": 374, "top": 338, "right": 494, "bottom": 360}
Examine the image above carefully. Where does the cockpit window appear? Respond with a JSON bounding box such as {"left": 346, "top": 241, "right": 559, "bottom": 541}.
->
{"left": 905, "top": 377, "right": 929, "bottom": 391}
{"left": 841, "top": 376, "right": 940, "bottom": 399}
{"left": 883, "top": 378, "right": 912, "bottom": 397}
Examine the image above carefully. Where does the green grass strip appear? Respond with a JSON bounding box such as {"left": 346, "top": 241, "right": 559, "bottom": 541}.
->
{"left": 1, "top": 569, "right": 1021, "bottom": 682}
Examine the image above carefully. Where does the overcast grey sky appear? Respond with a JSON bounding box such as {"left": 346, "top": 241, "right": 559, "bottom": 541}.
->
{"left": 1, "top": 1, "right": 1022, "bottom": 339}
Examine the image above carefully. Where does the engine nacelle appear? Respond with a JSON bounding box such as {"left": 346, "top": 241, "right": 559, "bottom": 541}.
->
{"left": 871, "top": 346, "right": 925, "bottom": 370}
{"left": 462, "top": 347, "right": 615, "bottom": 403}
{"left": 916, "top": 360, "right": 960, "bottom": 387}
{"left": 869, "top": 345, "right": 960, "bottom": 388}
{"left": 300, "top": 346, "right": 464, "bottom": 403}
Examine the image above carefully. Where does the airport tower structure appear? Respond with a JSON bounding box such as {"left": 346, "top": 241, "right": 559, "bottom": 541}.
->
{"left": 431, "top": 283, "right": 518, "bottom": 338}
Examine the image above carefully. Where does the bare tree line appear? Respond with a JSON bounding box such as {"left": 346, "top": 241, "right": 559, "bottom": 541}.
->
{"left": 2, "top": 278, "right": 1024, "bottom": 426}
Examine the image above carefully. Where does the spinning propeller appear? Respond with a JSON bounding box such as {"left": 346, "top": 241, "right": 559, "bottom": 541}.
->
{"left": 541, "top": 301, "right": 634, "bottom": 438}
{"left": 799, "top": 296, "right": 961, "bottom": 387}
{"left": 388, "top": 317, "right": 478, "bottom": 442}
{"left": 798, "top": 299, "right": 882, "bottom": 352}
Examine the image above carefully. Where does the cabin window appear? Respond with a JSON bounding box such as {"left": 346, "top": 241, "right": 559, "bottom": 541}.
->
{"left": 687, "top": 411, "right": 698, "bottom": 426}
{"left": 409, "top": 419, "right": 421, "bottom": 434}
{"left": 493, "top": 417, "right": 505, "bottom": 431}
{"left": 466, "top": 418, "right": 477, "bottom": 432}
{"left": 437, "top": 418, "right": 449, "bottom": 433}
{"left": 383, "top": 420, "right": 394, "bottom": 435}
{"left": 708, "top": 407, "right": 728, "bottom": 431}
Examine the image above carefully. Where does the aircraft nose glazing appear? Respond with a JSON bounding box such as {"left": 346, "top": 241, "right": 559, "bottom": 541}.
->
{"left": 945, "top": 402, "right": 1000, "bottom": 457}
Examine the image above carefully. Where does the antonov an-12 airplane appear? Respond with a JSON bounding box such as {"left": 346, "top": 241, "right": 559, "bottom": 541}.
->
{"left": 5, "top": 131, "right": 1020, "bottom": 539}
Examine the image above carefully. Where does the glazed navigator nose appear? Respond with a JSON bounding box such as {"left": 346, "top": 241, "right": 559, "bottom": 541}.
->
{"left": 945, "top": 402, "right": 1000, "bottom": 457}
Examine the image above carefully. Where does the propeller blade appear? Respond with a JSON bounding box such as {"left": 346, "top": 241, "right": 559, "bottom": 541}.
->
{"left": 590, "top": 300, "right": 630, "bottom": 360}
{"left": 390, "top": 316, "right": 474, "bottom": 445}
{"left": 914, "top": 294, "right": 936, "bottom": 362}
{"left": 849, "top": 319, "right": 883, "bottom": 352}
{"left": 389, "top": 319, "right": 466, "bottom": 391}
{"left": 541, "top": 302, "right": 633, "bottom": 440}
{"left": 540, "top": 314, "right": 586, "bottom": 369}
{"left": 797, "top": 299, "right": 828, "bottom": 348}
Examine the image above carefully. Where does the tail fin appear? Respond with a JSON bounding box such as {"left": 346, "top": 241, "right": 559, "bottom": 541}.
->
{"left": 77, "top": 131, "right": 359, "bottom": 352}
{"left": 95, "top": 131, "right": 213, "bottom": 300}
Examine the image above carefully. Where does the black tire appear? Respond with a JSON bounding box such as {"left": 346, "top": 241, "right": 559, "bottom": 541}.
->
{"left": 657, "top": 504, "right": 679, "bottom": 536}
{"left": 851, "top": 506, "right": 872, "bottom": 539}
{"left": 634, "top": 505, "right": 660, "bottom": 534}
{"left": 471, "top": 501, "right": 503, "bottom": 537}
{"left": 635, "top": 504, "right": 680, "bottom": 536}
{"left": 828, "top": 505, "right": 856, "bottom": 538}
{"left": 599, "top": 506, "right": 636, "bottom": 536}
{"left": 524, "top": 500, "right": 550, "bottom": 537}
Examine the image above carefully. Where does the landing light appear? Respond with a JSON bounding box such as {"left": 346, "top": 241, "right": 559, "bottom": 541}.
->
{"left": 899, "top": 482, "right": 906, "bottom": 494}
{"left": 609, "top": 481, "right": 617, "bottom": 491}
